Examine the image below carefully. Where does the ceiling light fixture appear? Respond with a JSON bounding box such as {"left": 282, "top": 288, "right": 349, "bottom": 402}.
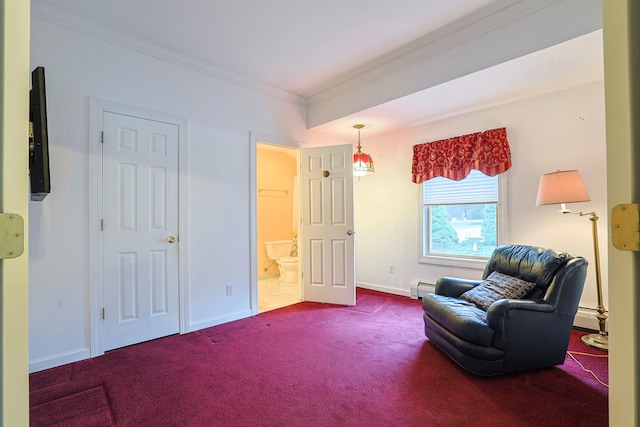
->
{"left": 353, "top": 124, "right": 374, "bottom": 177}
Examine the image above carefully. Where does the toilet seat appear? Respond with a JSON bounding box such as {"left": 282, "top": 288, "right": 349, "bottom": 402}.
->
{"left": 278, "top": 256, "right": 298, "bottom": 264}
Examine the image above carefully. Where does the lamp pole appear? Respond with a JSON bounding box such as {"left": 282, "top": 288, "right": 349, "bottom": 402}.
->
{"left": 579, "top": 211, "right": 608, "bottom": 350}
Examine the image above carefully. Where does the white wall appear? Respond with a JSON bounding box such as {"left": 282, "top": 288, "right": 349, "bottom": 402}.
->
{"left": 28, "top": 17, "right": 308, "bottom": 370}
{"left": 310, "top": 81, "right": 607, "bottom": 315}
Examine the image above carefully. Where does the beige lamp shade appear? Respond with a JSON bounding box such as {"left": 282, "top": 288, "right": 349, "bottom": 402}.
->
{"left": 535, "top": 170, "right": 591, "bottom": 206}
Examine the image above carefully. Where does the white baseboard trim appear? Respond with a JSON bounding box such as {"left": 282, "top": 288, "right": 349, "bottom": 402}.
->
{"left": 186, "top": 309, "right": 254, "bottom": 333}
{"left": 356, "top": 282, "right": 411, "bottom": 297}
{"left": 30, "top": 348, "right": 91, "bottom": 373}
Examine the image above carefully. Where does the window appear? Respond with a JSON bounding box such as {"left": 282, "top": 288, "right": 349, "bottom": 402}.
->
{"left": 421, "top": 170, "right": 502, "bottom": 264}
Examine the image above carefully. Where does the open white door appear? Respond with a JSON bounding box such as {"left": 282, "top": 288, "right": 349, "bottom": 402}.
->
{"left": 300, "top": 144, "right": 355, "bottom": 305}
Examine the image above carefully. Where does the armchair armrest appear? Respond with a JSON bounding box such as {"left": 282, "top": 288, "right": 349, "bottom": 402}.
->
{"left": 487, "top": 299, "right": 553, "bottom": 320}
{"left": 435, "top": 277, "right": 483, "bottom": 297}
{"left": 486, "top": 299, "right": 555, "bottom": 349}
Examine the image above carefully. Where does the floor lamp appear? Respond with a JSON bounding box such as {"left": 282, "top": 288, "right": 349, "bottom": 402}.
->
{"left": 536, "top": 170, "right": 608, "bottom": 351}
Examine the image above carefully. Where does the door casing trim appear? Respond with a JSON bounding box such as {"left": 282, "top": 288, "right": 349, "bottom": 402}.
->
{"left": 88, "top": 98, "right": 189, "bottom": 357}
{"left": 249, "top": 132, "right": 305, "bottom": 314}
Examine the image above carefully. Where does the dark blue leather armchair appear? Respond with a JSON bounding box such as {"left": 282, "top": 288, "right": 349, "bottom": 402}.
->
{"left": 422, "top": 245, "right": 588, "bottom": 376}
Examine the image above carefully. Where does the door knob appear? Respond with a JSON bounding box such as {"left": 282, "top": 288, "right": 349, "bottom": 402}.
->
{"left": 346, "top": 229, "right": 355, "bottom": 236}
{"left": 167, "top": 235, "right": 177, "bottom": 243}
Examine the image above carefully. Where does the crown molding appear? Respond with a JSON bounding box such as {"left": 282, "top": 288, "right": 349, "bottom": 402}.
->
{"left": 30, "top": 2, "right": 307, "bottom": 107}
{"left": 307, "top": 0, "right": 562, "bottom": 106}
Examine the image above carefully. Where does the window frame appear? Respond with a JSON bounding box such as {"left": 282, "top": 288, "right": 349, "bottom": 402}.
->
{"left": 418, "top": 172, "right": 508, "bottom": 269}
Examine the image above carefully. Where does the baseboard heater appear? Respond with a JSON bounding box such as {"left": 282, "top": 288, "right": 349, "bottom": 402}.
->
{"left": 410, "top": 280, "right": 435, "bottom": 299}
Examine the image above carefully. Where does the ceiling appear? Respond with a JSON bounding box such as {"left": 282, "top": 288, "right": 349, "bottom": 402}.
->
{"left": 32, "top": 0, "right": 604, "bottom": 139}
{"left": 314, "top": 30, "right": 604, "bottom": 139}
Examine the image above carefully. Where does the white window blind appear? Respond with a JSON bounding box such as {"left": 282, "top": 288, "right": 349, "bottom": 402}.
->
{"left": 423, "top": 170, "right": 498, "bottom": 205}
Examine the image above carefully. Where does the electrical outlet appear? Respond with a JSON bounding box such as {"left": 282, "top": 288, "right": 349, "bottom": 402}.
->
{"left": 389, "top": 264, "right": 394, "bottom": 273}
{"left": 226, "top": 284, "right": 233, "bottom": 296}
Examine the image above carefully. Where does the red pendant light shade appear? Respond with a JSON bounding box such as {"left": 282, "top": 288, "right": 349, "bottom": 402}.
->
{"left": 353, "top": 124, "right": 374, "bottom": 177}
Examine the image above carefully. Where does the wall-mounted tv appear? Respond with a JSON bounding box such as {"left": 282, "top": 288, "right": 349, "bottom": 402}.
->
{"left": 29, "top": 66, "right": 50, "bottom": 201}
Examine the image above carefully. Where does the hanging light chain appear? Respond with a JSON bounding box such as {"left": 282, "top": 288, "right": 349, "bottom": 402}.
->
{"left": 354, "top": 124, "right": 364, "bottom": 155}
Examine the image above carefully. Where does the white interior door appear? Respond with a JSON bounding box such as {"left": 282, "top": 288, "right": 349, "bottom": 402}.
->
{"left": 300, "top": 144, "right": 355, "bottom": 305}
{"left": 102, "top": 111, "right": 180, "bottom": 351}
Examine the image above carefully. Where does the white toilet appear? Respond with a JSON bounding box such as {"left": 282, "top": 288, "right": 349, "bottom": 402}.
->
{"left": 265, "top": 240, "right": 299, "bottom": 283}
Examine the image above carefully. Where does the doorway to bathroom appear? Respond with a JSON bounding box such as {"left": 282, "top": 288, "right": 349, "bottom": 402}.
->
{"left": 256, "top": 143, "right": 301, "bottom": 312}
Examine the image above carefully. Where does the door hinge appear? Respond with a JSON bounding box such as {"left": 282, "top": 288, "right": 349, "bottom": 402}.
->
{"left": 100, "top": 131, "right": 104, "bottom": 143}
{"left": 100, "top": 307, "right": 105, "bottom": 319}
{"left": 100, "top": 219, "right": 104, "bottom": 231}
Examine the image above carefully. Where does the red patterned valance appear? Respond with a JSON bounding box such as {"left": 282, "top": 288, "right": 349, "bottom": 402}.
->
{"left": 411, "top": 127, "right": 511, "bottom": 183}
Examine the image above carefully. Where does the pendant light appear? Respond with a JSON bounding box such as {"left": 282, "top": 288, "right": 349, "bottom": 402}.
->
{"left": 353, "top": 124, "right": 374, "bottom": 177}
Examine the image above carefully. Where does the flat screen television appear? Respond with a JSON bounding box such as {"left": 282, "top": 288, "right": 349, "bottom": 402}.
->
{"left": 29, "top": 66, "right": 50, "bottom": 201}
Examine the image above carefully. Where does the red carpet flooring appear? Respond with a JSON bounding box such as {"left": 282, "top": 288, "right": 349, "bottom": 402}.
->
{"left": 30, "top": 289, "right": 608, "bottom": 426}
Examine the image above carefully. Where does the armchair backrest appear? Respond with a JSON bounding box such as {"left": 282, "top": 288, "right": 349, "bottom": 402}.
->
{"left": 482, "top": 245, "right": 587, "bottom": 301}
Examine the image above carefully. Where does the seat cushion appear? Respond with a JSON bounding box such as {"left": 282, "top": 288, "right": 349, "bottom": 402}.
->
{"left": 460, "top": 271, "right": 536, "bottom": 310}
{"left": 422, "top": 294, "right": 494, "bottom": 346}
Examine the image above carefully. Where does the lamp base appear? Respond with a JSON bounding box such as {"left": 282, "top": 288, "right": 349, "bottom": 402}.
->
{"left": 581, "top": 332, "right": 608, "bottom": 351}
